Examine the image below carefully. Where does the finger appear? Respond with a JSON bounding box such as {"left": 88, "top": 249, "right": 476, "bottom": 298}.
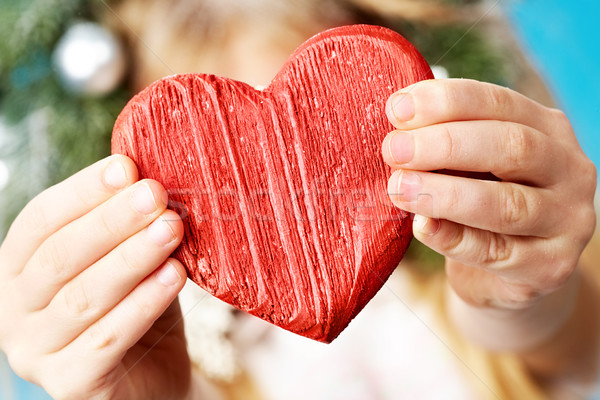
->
{"left": 412, "top": 215, "right": 515, "bottom": 269}
{"left": 387, "top": 169, "right": 555, "bottom": 237}
{"left": 414, "top": 216, "right": 571, "bottom": 304}
{"left": 381, "top": 120, "right": 566, "bottom": 186}
{"left": 40, "top": 210, "right": 183, "bottom": 352}
{"left": 412, "top": 215, "right": 543, "bottom": 277}
{"left": 60, "top": 258, "right": 186, "bottom": 377}
{"left": 385, "top": 79, "right": 562, "bottom": 136}
{"left": 0, "top": 155, "right": 138, "bottom": 277}
{"left": 19, "top": 179, "right": 169, "bottom": 310}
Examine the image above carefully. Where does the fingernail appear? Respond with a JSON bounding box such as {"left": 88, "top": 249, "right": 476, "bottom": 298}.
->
{"left": 103, "top": 159, "right": 127, "bottom": 190}
{"left": 386, "top": 93, "right": 415, "bottom": 123}
{"left": 131, "top": 182, "right": 158, "bottom": 214}
{"left": 414, "top": 214, "right": 440, "bottom": 236}
{"left": 147, "top": 216, "right": 177, "bottom": 246}
{"left": 389, "top": 170, "right": 421, "bottom": 202}
{"left": 389, "top": 132, "right": 414, "bottom": 164}
{"left": 157, "top": 261, "right": 181, "bottom": 286}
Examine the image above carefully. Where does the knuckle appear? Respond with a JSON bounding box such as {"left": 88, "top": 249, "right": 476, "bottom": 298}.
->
{"left": 60, "top": 281, "right": 92, "bottom": 317}
{"left": 35, "top": 238, "right": 71, "bottom": 280}
{"left": 87, "top": 324, "right": 118, "bottom": 352}
{"left": 481, "top": 234, "right": 512, "bottom": 265}
{"left": 582, "top": 159, "right": 598, "bottom": 194}
{"left": 505, "top": 124, "right": 533, "bottom": 171}
{"left": 499, "top": 185, "right": 529, "bottom": 229}
{"left": 485, "top": 84, "right": 511, "bottom": 115}
{"left": 438, "top": 124, "right": 457, "bottom": 161}
{"left": 16, "top": 197, "right": 52, "bottom": 239}
{"left": 97, "top": 208, "right": 123, "bottom": 239}
{"left": 587, "top": 159, "right": 597, "bottom": 179}
{"left": 119, "top": 242, "right": 143, "bottom": 274}
{"left": 504, "top": 283, "right": 543, "bottom": 306}
{"left": 444, "top": 182, "right": 461, "bottom": 213}
{"left": 437, "top": 81, "right": 458, "bottom": 118}
{"left": 584, "top": 206, "right": 597, "bottom": 235}
{"left": 551, "top": 108, "right": 573, "bottom": 131}
{"left": 546, "top": 260, "right": 577, "bottom": 291}
{"left": 72, "top": 182, "right": 96, "bottom": 210}
{"left": 442, "top": 223, "right": 466, "bottom": 255}
{"left": 6, "top": 345, "right": 36, "bottom": 383}
{"left": 131, "top": 293, "right": 155, "bottom": 321}
{"left": 536, "top": 241, "right": 578, "bottom": 291}
{"left": 575, "top": 205, "right": 596, "bottom": 244}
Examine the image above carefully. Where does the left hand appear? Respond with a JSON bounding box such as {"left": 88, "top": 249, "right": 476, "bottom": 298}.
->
{"left": 382, "top": 79, "right": 596, "bottom": 310}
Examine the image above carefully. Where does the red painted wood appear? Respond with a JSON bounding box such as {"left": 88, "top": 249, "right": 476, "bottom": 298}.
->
{"left": 112, "top": 25, "right": 433, "bottom": 342}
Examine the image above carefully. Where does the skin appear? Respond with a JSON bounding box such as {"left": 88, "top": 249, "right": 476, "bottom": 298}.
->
{"left": 383, "top": 78, "right": 596, "bottom": 310}
{"left": 0, "top": 77, "right": 596, "bottom": 398}
{"left": 382, "top": 78, "right": 598, "bottom": 389}
{"left": 0, "top": 156, "right": 190, "bottom": 399}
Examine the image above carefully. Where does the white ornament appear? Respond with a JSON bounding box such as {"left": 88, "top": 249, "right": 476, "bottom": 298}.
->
{"left": 53, "top": 22, "right": 126, "bottom": 96}
{"left": 179, "top": 281, "right": 239, "bottom": 382}
{"left": 431, "top": 65, "right": 450, "bottom": 80}
{"left": 0, "top": 160, "right": 9, "bottom": 192}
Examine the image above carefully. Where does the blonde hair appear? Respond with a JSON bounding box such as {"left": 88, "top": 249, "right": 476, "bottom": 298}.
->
{"left": 106, "top": 1, "right": 577, "bottom": 398}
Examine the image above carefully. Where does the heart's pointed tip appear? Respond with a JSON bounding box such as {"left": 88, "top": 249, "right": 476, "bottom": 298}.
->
{"left": 315, "top": 337, "right": 335, "bottom": 345}
{"left": 320, "top": 331, "right": 342, "bottom": 344}
{"left": 291, "top": 324, "right": 342, "bottom": 344}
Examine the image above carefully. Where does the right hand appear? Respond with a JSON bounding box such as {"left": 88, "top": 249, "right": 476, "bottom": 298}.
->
{"left": 0, "top": 155, "right": 191, "bottom": 399}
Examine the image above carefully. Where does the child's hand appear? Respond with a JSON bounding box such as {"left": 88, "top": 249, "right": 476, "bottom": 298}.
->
{"left": 0, "top": 155, "right": 190, "bottom": 399}
{"left": 382, "top": 79, "right": 596, "bottom": 312}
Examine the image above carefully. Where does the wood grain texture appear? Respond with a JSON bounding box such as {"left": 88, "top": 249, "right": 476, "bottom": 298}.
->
{"left": 112, "top": 25, "right": 433, "bottom": 342}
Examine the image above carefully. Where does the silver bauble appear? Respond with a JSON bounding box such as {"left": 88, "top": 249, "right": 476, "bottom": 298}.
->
{"left": 53, "top": 22, "right": 126, "bottom": 96}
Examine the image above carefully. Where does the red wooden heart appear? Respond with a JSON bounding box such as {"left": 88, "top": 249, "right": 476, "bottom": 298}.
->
{"left": 112, "top": 25, "right": 432, "bottom": 343}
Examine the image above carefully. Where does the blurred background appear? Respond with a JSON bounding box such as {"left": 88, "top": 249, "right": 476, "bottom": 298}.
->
{"left": 0, "top": 0, "right": 598, "bottom": 398}
{"left": 505, "top": 0, "right": 600, "bottom": 182}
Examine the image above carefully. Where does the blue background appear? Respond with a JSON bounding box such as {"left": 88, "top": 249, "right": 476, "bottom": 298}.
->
{"left": 504, "top": 0, "right": 600, "bottom": 173}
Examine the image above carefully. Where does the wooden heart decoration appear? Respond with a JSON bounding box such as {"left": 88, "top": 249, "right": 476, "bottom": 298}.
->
{"left": 112, "top": 25, "right": 432, "bottom": 342}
